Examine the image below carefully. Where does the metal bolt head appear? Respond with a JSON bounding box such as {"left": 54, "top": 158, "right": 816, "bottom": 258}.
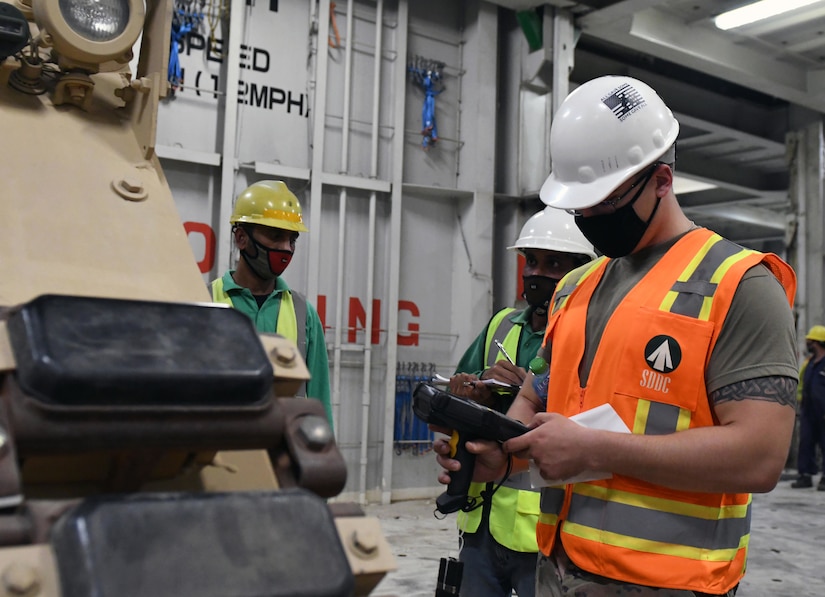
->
{"left": 2, "top": 562, "right": 40, "bottom": 596}
{"left": 297, "top": 415, "right": 333, "bottom": 451}
{"left": 132, "top": 77, "right": 152, "bottom": 92}
{"left": 350, "top": 529, "right": 379, "bottom": 558}
{"left": 68, "top": 84, "right": 85, "bottom": 102}
{"left": 120, "top": 176, "right": 144, "bottom": 194}
{"left": 112, "top": 175, "right": 148, "bottom": 201}
{"left": 273, "top": 345, "right": 296, "bottom": 367}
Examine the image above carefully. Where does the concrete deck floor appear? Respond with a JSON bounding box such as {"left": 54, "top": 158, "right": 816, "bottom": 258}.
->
{"left": 365, "top": 472, "right": 825, "bottom": 597}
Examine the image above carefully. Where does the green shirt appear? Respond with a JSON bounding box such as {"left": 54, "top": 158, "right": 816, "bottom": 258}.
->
{"left": 218, "top": 271, "right": 332, "bottom": 428}
{"left": 455, "top": 307, "right": 544, "bottom": 375}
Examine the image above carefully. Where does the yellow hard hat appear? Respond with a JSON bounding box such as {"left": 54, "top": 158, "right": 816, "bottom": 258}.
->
{"left": 806, "top": 325, "right": 825, "bottom": 342}
{"left": 230, "top": 180, "right": 308, "bottom": 232}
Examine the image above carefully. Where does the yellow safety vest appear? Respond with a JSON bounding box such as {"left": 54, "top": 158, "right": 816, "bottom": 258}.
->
{"left": 211, "top": 277, "right": 307, "bottom": 396}
{"left": 457, "top": 307, "right": 541, "bottom": 553}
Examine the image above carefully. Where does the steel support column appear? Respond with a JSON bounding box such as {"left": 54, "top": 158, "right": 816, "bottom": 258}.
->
{"left": 788, "top": 121, "right": 825, "bottom": 351}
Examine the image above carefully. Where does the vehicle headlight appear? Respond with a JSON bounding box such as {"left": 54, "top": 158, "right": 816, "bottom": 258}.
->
{"left": 33, "top": 0, "right": 144, "bottom": 71}
{"left": 59, "top": 0, "right": 131, "bottom": 42}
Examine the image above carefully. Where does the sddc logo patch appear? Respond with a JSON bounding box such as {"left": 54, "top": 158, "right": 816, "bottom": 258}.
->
{"left": 644, "top": 335, "right": 682, "bottom": 373}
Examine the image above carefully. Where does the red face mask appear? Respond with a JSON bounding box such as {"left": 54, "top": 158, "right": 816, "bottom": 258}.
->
{"left": 241, "top": 236, "right": 293, "bottom": 279}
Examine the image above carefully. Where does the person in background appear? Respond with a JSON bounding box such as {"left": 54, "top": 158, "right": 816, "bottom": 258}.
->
{"left": 791, "top": 325, "right": 825, "bottom": 489}
{"left": 448, "top": 208, "right": 595, "bottom": 597}
{"left": 434, "top": 75, "right": 798, "bottom": 596}
{"left": 211, "top": 180, "right": 332, "bottom": 428}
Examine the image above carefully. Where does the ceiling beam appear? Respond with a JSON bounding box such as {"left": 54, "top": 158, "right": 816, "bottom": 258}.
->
{"left": 676, "top": 151, "right": 788, "bottom": 193}
{"left": 575, "top": 0, "right": 665, "bottom": 28}
{"left": 678, "top": 187, "right": 785, "bottom": 208}
{"left": 682, "top": 205, "right": 788, "bottom": 231}
{"left": 577, "top": 5, "right": 825, "bottom": 112}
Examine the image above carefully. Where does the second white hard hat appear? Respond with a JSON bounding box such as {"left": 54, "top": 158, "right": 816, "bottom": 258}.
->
{"left": 508, "top": 208, "right": 596, "bottom": 260}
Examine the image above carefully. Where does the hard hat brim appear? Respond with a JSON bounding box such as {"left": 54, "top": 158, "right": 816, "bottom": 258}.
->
{"left": 805, "top": 325, "right": 825, "bottom": 342}
{"left": 506, "top": 241, "right": 596, "bottom": 260}
{"left": 540, "top": 164, "right": 648, "bottom": 211}
{"left": 230, "top": 216, "right": 309, "bottom": 233}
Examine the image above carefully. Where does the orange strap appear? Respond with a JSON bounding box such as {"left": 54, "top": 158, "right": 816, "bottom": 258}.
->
{"left": 329, "top": 3, "right": 341, "bottom": 48}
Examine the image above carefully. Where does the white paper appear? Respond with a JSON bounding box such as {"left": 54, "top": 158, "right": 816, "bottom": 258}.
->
{"left": 476, "top": 378, "right": 518, "bottom": 389}
{"left": 430, "top": 374, "right": 519, "bottom": 392}
{"left": 529, "top": 403, "right": 631, "bottom": 487}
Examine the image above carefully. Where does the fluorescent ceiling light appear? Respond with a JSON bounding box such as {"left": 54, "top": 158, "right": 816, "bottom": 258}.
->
{"left": 673, "top": 175, "right": 716, "bottom": 195}
{"left": 714, "top": 0, "right": 823, "bottom": 30}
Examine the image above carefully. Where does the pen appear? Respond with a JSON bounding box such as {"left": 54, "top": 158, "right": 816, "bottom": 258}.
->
{"left": 493, "top": 339, "right": 515, "bottom": 365}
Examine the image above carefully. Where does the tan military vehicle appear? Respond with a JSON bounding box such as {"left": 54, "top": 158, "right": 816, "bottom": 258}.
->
{"left": 0, "top": 1, "right": 394, "bottom": 595}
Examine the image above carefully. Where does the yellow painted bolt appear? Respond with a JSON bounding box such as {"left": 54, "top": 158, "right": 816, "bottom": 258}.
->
{"left": 2, "top": 562, "right": 40, "bottom": 596}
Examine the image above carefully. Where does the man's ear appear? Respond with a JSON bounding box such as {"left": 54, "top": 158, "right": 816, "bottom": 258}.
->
{"left": 233, "top": 226, "right": 248, "bottom": 250}
{"left": 653, "top": 163, "right": 674, "bottom": 197}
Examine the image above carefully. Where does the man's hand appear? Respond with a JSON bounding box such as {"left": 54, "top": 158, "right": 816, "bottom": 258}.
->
{"left": 504, "top": 412, "right": 592, "bottom": 481}
{"left": 433, "top": 435, "right": 509, "bottom": 484}
{"left": 481, "top": 360, "right": 526, "bottom": 387}
{"left": 503, "top": 377, "right": 798, "bottom": 494}
{"left": 448, "top": 372, "right": 495, "bottom": 406}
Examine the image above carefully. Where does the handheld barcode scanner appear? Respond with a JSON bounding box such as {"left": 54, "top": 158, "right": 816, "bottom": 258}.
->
{"left": 411, "top": 383, "right": 528, "bottom": 514}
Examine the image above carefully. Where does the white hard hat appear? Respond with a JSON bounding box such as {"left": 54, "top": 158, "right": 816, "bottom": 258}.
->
{"left": 507, "top": 208, "right": 596, "bottom": 260}
{"left": 539, "top": 76, "right": 679, "bottom": 211}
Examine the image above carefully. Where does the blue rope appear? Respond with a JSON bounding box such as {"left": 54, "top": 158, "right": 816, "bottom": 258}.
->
{"left": 408, "top": 66, "right": 443, "bottom": 150}
{"left": 169, "top": 9, "right": 202, "bottom": 91}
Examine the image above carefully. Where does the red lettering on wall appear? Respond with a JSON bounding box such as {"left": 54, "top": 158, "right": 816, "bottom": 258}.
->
{"left": 347, "top": 298, "right": 381, "bottom": 344}
{"left": 183, "top": 221, "right": 215, "bottom": 274}
{"left": 398, "top": 300, "right": 420, "bottom": 346}
{"left": 316, "top": 294, "right": 328, "bottom": 331}
{"left": 307, "top": 295, "right": 420, "bottom": 346}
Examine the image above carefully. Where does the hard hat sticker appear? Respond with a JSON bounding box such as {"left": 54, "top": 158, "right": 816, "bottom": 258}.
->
{"left": 602, "top": 83, "right": 647, "bottom": 122}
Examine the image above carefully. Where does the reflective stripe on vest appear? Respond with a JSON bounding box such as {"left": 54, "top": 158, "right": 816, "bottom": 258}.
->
{"left": 211, "top": 278, "right": 309, "bottom": 396}
{"left": 551, "top": 257, "right": 606, "bottom": 316}
{"left": 566, "top": 484, "right": 751, "bottom": 555}
{"left": 457, "top": 308, "right": 540, "bottom": 553}
{"left": 211, "top": 279, "right": 234, "bottom": 306}
{"left": 458, "top": 474, "right": 541, "bottom": 553}
{"left": 538, "top": 485, "right": 565, "bottom": 528}
{"left": 536, "top": 228, "right": 796, "bottom": 594}
{"left": 484, "top": 308, "right": 518, "bottom": 368}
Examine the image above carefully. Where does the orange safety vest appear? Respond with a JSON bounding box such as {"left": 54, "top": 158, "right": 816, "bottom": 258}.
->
{"left": 536, "top": 228, "right": 796, "bottom": 594}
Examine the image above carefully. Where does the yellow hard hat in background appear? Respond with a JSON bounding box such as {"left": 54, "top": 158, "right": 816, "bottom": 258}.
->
{"left": 806, "top": 325, "right": 825, "bottom": 342}
{"left": 230, "top": 180, "right": 309, "bottom": 232}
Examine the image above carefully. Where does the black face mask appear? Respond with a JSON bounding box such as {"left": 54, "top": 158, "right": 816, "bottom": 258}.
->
{"left": 574, "top": 167, "right": 661, "bottom": 258}
{"left": 522, "top": 275, "right": 560, "bottom": 315}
